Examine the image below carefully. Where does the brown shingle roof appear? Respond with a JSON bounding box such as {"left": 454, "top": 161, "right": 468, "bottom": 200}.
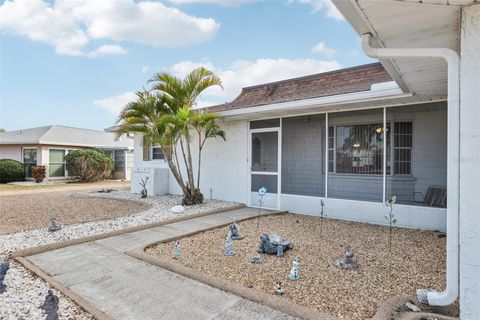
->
{"left": 207, "top": 62, "right": 392, "bottom": 113}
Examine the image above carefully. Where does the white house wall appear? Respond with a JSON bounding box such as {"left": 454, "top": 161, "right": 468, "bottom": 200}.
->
{"left": 459, "top": 4, "right": 480, "bottom": 319}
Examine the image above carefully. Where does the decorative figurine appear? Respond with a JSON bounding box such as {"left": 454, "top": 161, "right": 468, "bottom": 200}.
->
{"left": 139, "top": 177, "right": 149, "bottom": 198}
{"left": 250, "top": 255, "right": 261, "bottom": 264}
{"left": 257, "top": 234, "right": 293, "bottom": 257}
{"left": 39, "top": 290, "right": 59, "bottom": 320}
{"left": 0, "top": 261, "right": 10, "bottom": 294}
{"left": 224, "top": 233, "right": 235, "bottom": 256}
{"left": 227, "top": 219, "right": 244, "bottom": 240}
{"left": 274, "top": 281, "right": 284, "bottom": 296}
{"left": 288, "top": 257, "right": 300, "bottom": 281}
{"left": 256, "top": 186, "right": 268, "bottom": 232}
{"left": 174, "top": 240, "right": 181, "bottom": 260}
{"left": 333, "top": 246, "right": 359, "bottom": 270}
{"left": 48, "top": 214, "right": 61, "bottom": 232}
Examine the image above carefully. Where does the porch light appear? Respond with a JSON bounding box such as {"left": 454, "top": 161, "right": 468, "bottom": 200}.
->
{"left": 376, "top": 127, "right": 383, "bottom": 134}
{"left": 353, "top": 143, "right": 360, "bottom": 148}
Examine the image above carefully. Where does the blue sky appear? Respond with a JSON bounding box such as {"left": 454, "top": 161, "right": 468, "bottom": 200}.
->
{"left": 0, "top": 0, "right": 373, "bottom": 131}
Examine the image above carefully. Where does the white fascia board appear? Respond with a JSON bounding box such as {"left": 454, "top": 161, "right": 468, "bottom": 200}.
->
{"left": 217, "top": 86, "right": 409, "bottom": 118}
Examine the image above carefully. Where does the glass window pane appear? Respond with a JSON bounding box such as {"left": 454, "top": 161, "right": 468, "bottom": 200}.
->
{"left": 49, "top": 149, "right": 65, "bottom": 163}
{"left": 251, "top": 174, "right": 277, "bottom": 193}
{"left": 49, "top": 163, "right": 65, "bottom": 177}
{"left": 250, "top": 118, "right": 280, "bottom": 129}
{"left": 23, "top": 149, "right": 37, "bottom": 163}
{"left": 251, "top": 132, "right": 278, "bottom": 172}
{"left": 152, "top": 147, "right": 164, "bottom": 160}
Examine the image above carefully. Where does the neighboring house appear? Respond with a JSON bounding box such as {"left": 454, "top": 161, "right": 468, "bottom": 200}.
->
{"left": 0, "top": 125, "right": 134, "bottom": 180}
{"left": 132, "top": 2, "right": 479, "bottom": 316}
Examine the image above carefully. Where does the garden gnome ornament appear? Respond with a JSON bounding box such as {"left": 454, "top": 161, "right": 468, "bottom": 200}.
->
{"left": 227, "top": 218, "right": 244, "bottom": 240}
{"left": 274, "top": 281, "right": 284, "bottom": 296}
{"left": 174, "top": 240, "right": 180, "bottom": 259}
{"left": 288, "top": 257, "right": 300, "bottom": 281}
{"left": 0, "top": 261, "right": 10, "bottom": 293}
{"left": 224, "top": 233, "right": 235, "bottom": 256}
{"left": 39, "top": 290, "right": 59, "bottom": 320}
{"left": 48, "top": 214, "right": 61, "bottom": 232}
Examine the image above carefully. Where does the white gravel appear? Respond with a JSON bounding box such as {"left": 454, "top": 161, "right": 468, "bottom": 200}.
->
{"left": 0, "top": 190, "right": 237, "bottom": 320}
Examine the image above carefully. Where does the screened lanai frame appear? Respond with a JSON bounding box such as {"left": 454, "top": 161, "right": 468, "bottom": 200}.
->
{"left": 246, "top": 102, "right": 446, "bottom": 208}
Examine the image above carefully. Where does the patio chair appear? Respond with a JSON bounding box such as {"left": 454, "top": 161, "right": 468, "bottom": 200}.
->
{"left": 413, "top": 186, "right": 447, "bottom": 208}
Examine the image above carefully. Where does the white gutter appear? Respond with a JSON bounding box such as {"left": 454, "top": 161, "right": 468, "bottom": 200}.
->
{"left": 217, "top": 85, "right": 408, "bottom": 118}
{"left": 362, "top": 33, "right": 460, "bottom": 306}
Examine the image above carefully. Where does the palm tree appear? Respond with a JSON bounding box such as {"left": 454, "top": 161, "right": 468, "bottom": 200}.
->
{"left": 116, "top": 67, "right": 225, "bottom": 205}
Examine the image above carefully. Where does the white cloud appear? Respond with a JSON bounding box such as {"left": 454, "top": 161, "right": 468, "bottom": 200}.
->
{"left": 311, "top": 42, "right": 335, "bottom": 56}
{"left": 289, "top": 0, "right": 344, "bottom": 21}
{"left": 169, "top": 0, "right": 258, "bottom": 6}
{"left": 93, "top": 92, "right": 137, "bottom": 115}
{"left": 169, "top": 58, "right": 341, "bottom": 106}
{"left": 0, "top": 0, "right": 219, "bottom": 57}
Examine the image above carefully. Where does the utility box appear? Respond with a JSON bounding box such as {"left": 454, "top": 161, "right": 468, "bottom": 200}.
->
{"left": 131, "top": 167, "right": 169, "bottom": 196}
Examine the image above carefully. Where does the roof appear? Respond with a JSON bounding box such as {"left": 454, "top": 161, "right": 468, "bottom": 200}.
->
{"left": 0, "top": 125, "right": 133, "bottom": 149}
{"left": 207, "top": 63, "right": 392, "bottom": 113}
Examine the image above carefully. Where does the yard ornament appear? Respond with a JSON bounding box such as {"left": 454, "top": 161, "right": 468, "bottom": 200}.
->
{"left": 250, "top": 255, "right": 261, "bottom": 264}
{"left": 226, "top": 218, "right": 244, "bottom": 240}
{"left": 139, "top": 177, "right": 149, "bottom": 198}
{"left": 256, "top": 186, "right": 268, "bottom": 231}
{"left": 48, "top": 214, "right": 62, "bottom": 232}
{"left": 333, "top": 246, "right": 358, "bottom": 270}
{"left": 257, "top": 234, "right": 293, "bottom": 257}
{"left": 174, "top": 240, "right": 180, "bottom": 260}
{"left": 288, "top": 257, "right": 300, "bottom": 281}
{"left": 385, "top": 195, "right": 398, "bottom": 253}
{"left": 224, "top": 233, "right": 235, "bottom": 256}
{"left": 274, "top": 281, "right": 284, "bottom": 296}
{"left": 0, "top": 261, "right": 10, "bottom": 293}
{"left": 39, "top": 290, "right": 59, "bottom": 320}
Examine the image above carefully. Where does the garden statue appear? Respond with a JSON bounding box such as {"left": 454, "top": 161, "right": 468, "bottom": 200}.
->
{"left": 276, "top": 245, "right": 283, "bottom": 257}
{"left": 333, "top": 246, "right": 358, "bottom": 270}
{"left": 224, "top": 233, "right": 235, "bottom": 256}
{"left": 288, "top": 257, "right": 300, "bottom": 281}
{"left": 226, "top": 219, "right": 244, "bottom": 240}
{"left": 174, "top": 240, "right": 180, "bottom": 260}
{"left": 0, "top": 261, "right": 10, "bottom": 294}
{"left": 385, "top": 195, "right": 398, "bottom": 253}
{"left": 274, "top": 281, "right": 284, "bottom": 296}
{"left": 39, "top": 290, "right": 59, "bottom": 320}
{"left": 139, "top": 177, "right": 149, "bottom": 198}
{"left": 251, "top": 255, "right": 261, "bottom": 264}
{"left": 48, "top": 214, "right": 61, "bottom": 232}
{"left": 257, "top": 234, "right": 293, "bottom": 257}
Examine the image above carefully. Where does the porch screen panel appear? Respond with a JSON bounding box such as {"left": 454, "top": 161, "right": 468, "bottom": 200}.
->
{"left": 23, "top": 148, "right": 37, "bottom": 178}
{"left": 386, "top": 103, "right": 447, "bottom": 206}
{"left": 281, "top": 114, "right": 325, "bottom": 197}
{"left": 251, "top": 132, "right": 278, "bottom": 172}
{"left": 327, "top": 109, "right": 384, "bottom": 202}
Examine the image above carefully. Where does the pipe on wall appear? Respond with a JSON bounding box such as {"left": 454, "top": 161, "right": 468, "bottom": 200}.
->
{"left": 361, "top": 33, "right": 460, "bottom": 307}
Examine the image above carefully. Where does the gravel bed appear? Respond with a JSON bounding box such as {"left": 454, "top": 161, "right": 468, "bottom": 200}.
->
{"left": 147, "top": 213, "right": 446, "bottom": 320}
{"left": 0, "top": 190, "right": 237, "bottom": 320}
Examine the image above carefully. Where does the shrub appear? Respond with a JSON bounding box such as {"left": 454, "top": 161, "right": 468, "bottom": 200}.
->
{"left": 65, "top": 149, "right": 114, "bottom": 182}
{"left": 32, "top": 165, "right": 46, "bottom": 183}
{"left": 0, "top": 159, "right": 25, "bottom": 183}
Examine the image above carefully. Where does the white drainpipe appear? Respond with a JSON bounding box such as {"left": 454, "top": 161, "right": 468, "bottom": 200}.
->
{"left": 361, "top": 33, "right": 460, "bottom": 306}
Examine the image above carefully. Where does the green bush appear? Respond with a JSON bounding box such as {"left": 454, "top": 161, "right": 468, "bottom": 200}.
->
{"left": 65, "top": 149, "right": 114, "bottom": 182}
{"left": 0, "top": 159, "right": 25, "bottom": 183}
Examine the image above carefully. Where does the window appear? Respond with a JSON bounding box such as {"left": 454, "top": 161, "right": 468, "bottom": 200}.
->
{"left": 250, "top": 118, "right": 280, "bottom": 129}
{"left": 328, "top": 127, "right": 334, "bottom": 173}
{"left": 394, "top": 122, "right": 412, "bottom": 174}
{"left": 114, "top": 150, "right": 125, "bottom": 172}
{"left": 151, "top": 143, "right": 164, "bottom": 160}
{"left": 23, "top": 148, "right": 37, "bottom": 177}
{"left": 334, "top": 123, "right": 389, "bottom": 174}
{"left": 49, "top": 149, "right": 66, "bottom": 177}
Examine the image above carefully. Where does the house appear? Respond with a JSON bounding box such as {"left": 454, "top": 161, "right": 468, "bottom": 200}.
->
{"left": 132, "top": 1, "right": 479, "bottom": 317}
{"left": 0, "top": 125, "right": 134, "bottom": 180}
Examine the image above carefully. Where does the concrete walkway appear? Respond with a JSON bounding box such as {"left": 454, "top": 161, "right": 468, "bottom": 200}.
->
{"left": 25, "top": 207, "right": 296, "bottom": 320}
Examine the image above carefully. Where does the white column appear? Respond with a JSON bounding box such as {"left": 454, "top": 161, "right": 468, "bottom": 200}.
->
{"left": 325, "top": 112, "right": 329, "bottom": 198}
{"left": 382, "top": 107, "right": 387, "bottom": 203}
{"left": 460, "top": 4, "right": 480, "bottom": 319}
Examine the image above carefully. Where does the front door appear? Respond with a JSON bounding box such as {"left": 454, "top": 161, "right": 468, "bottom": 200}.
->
{"left": 249, "top": 129, "right": 280, "bottom": 209}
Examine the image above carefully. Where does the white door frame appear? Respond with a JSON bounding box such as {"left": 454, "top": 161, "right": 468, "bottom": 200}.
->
{"left": 247, "top": 127, "right": 281, "bottom": 210}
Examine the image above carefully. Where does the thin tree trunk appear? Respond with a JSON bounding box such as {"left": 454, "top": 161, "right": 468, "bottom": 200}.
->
{"left": 164, "top": 150, "right": 187, "bottom": 195}
{"left": 184, "top": 130, "right": 196, "bottom": 194}
{"left": 197, "top": 130, "right": 202, "bottom": 189}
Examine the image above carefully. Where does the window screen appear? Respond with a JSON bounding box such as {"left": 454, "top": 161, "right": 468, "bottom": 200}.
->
{"left": 152, "top": 143, "right": 164, "bottom": 160}
{"left": 49, "top": 149, "right": 66, "bottom": 177}
{"left": 250, "top": 118, "right": 280, "bottom": 129}
{"left": 23, "top": 148, "right": 37, "bottom": 177}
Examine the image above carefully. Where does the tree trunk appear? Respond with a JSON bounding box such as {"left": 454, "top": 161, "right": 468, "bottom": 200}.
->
{"left": 184, "top": 130, "right": 196, "bottom": 195}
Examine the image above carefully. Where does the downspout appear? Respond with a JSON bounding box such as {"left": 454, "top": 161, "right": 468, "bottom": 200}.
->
{"left": 361, "top": 33, "right": 460, "bottom": 307}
